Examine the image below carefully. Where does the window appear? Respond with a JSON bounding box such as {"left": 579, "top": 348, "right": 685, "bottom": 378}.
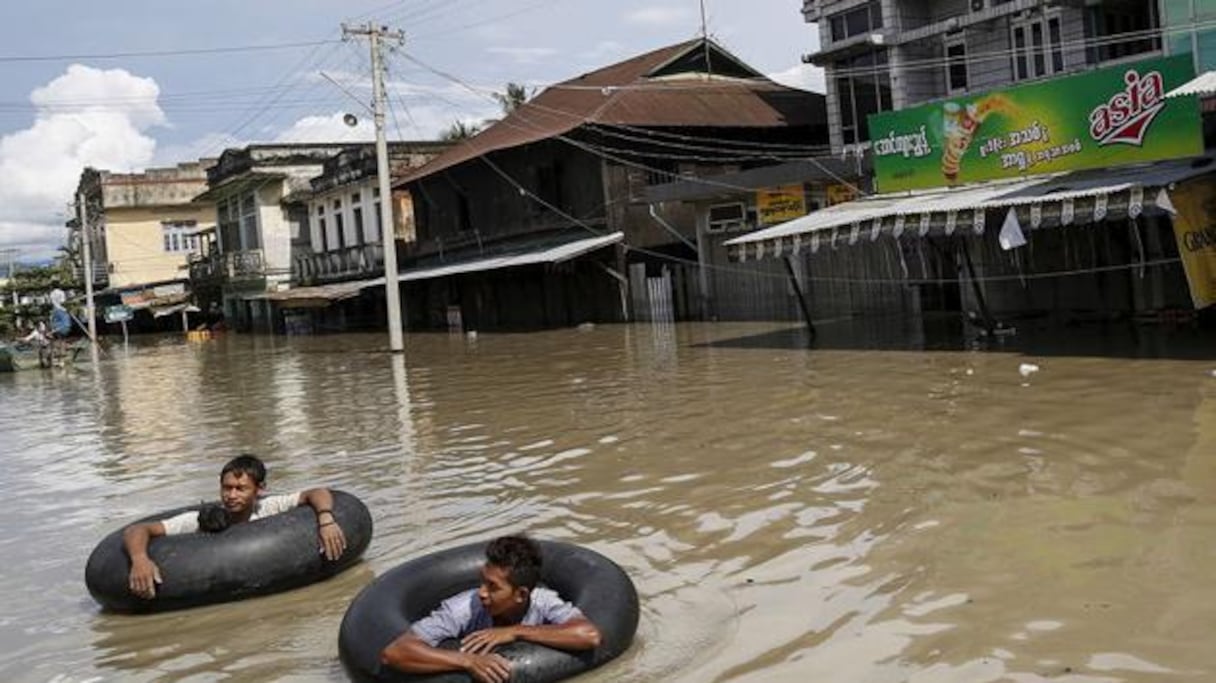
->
{"left": 833, "top": 49, "right": 893, "bottom": 146}
{"left": 239, "top": 191, "right": 259, "bottom": 250}
{"left": 830, "top": 1, "right": 883, "bottom": 42}
{"left": 946, "top": 40, "right": 968, "bottom": 92}
{"left": 1011, "top": 14, "right": 1063, "bottom": 81}
{"left": 162, "top": 221, "right": 198, "bottom": 253}
{"left": 218, "top": 198, "right": 240, "bottom": 252}
{"left": 351, "top": 192, "right": 365, "bottom": 245}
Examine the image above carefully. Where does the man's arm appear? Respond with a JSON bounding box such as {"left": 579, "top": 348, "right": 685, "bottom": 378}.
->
{"left": 298, "top": 487, "right": 347, "bottom": 560}
{"left": 460, "top": 617, "right": 602, "bottom": 655}
{"left": 122, "top": 521, "right": 166, "bottom": 599}
{"left": 380, "top": 633, "right": 512, "bottom": 683}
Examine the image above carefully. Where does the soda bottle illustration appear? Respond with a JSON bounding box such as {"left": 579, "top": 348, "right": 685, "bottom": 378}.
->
{"left": 940, "top": 102, "right": 980, "bottom": 183}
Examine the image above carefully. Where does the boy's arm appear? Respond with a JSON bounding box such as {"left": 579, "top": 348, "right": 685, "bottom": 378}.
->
{"left": 380, "top": 633, "right": 512, "bottom": 683}
{"left": 122, "top": 521, "right": 166, "bottom": 599}
{"left": 460, "top": 617, "right": 602, "bottom": 654}
{"left": 298, "top": 487, "right": 347, "bottom": 560}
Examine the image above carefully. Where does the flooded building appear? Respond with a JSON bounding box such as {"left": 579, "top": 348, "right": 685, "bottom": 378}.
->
{"left": 725, "top": 53, "right": 1216, "bottom": 336}
{"left": 190, "top": 144, "right": 348, "bottom": 332}
{"left": 395, "top": 38, "right": 829, "bottom": 331}
{"left": 74, "top": 162, "right": 216, "bottom": 332}
{"left": 266, "top": 141, "right": 451, "bottom": 334}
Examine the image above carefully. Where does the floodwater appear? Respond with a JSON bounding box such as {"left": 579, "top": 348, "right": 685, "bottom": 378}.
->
{"left": 2, "top": 321, "right": 1216, "bottom": 683}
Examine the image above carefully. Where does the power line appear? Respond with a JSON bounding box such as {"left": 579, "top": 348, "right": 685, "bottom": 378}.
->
{"left": 0, "top": 39, "right": 339, "bottom": 63}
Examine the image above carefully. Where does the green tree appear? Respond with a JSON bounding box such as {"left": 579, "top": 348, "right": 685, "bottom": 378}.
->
{"left": 439, "top": 120, "right": 483, "bottom": 141}
{"left": 492, "top": 82, "right": 532, "bottom": 115}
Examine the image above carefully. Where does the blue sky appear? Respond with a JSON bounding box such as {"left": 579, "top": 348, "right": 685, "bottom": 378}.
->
{"left": 0, "top": 0, "right": 822, "bottom": 259}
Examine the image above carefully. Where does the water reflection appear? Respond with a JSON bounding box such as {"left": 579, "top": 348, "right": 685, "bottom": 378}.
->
{"left": 0, "top": 323, "right": 1214, "bottom": 682}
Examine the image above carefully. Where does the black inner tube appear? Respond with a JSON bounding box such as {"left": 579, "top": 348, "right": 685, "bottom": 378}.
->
{"left": 339, "top": 540, "right": 639, "bottom": 683}
{"left": 85, "top": 490, "right": 373, "bottom": 613}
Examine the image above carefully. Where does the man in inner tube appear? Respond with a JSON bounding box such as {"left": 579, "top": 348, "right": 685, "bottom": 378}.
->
{"left": 379, "top": 535, "right": 602, "bottom": 683}
{"left": 121, "top": 454, "right": 348, "bottom": 599}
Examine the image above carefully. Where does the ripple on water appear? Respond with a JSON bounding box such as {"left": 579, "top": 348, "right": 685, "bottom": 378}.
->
{"left": 2, "top": 326, "right": 1216, "bottom": 682}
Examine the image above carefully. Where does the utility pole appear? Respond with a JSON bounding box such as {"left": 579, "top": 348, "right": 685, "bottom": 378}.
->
{"left": 75, "top": 191, "right": 97, "bottom": 344}
{"left": 343, "top": 22, "right": 406, "bottom": 353}
{"left": 0, "top": 248, "right": 19, "bottom": 309}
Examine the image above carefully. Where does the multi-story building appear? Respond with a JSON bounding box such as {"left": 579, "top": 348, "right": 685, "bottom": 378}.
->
{"left": 295, "top": 142, "right": 450, "bottom": 288}
{"left": 804, "top": 0, "right": 1175, "bottom": 154}
{"left": 74, "top": 162, "right": 216, "bottom": 328}
{"left": 191, "top": 144, "right": 347, "bottom": 331}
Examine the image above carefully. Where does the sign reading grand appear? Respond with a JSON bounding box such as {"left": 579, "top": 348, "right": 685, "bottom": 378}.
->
{"left": 868, "top": 56, "right": 1203, "bottom": 193}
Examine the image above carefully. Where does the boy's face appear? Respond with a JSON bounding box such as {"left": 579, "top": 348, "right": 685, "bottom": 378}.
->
{"left": 219, "top": 471, "right": 262, "bottom": 517}
{"left": 478, "top": 563, "right": 528, "bottom": 619}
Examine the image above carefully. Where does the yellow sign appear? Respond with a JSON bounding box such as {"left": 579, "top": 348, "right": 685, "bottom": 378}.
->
{"left": 826, "top": 183, "right": 859, "bottom": 206}
{"left": 1168, "top": 176, "right": 1216, "bottom": 309}
{"left": 756, "top": 185, "right": 806, "bottom": 226}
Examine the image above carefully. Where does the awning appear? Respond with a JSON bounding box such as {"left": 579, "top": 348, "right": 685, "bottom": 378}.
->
{"left": 1167, "top": 71, "right": 1216, "bottom": 98}
{"left": 724, "top": 156, "right": 1216, "bottom": 261}
{"left": 151, "top": 303, "right": 201, "bottom": 318}
{"left": 361, "top": 231, "right": 624, "bottom": 286}
{"left": 249, "top": 231, "right": 624, "bottom": 306}
{"left": 244, "top": 279, "right": 372, "bottom": 306}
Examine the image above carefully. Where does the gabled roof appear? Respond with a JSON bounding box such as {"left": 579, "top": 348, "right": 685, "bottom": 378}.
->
{"left": 400, "top": 38, "right": 823, "bottom": 185}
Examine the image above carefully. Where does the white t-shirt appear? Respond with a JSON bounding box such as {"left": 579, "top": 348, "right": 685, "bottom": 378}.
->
{"left": 159, "top": 492, "right": 302, "bottom": 535}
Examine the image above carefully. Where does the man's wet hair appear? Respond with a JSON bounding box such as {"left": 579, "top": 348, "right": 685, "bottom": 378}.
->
{"left": 220, "top": 454, "right": 266, "bottom": 486}
{"left": 197, "top": 503, "right": 230, "bottom": 533}
{"left": 486, "top": 535, "right": 542, "bottom": 590}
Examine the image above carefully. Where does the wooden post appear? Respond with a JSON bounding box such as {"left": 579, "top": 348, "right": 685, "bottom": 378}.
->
{"left": 783, "top": 256, "right": 816, "bottom": 341}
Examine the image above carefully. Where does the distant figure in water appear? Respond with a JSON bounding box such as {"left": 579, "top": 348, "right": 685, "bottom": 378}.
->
{"left": 379, "top": 535, "right": 601, "bottom": 683}
{"left": 121, "top": 454, "right": 347, "bottom": 599}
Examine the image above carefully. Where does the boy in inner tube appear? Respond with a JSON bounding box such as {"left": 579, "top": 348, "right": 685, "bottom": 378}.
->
{"left": 379, "top": 535, "right": 602, "bottom": 683}
{"left": 121, "top": 454, "right": 348, "bottom": 599}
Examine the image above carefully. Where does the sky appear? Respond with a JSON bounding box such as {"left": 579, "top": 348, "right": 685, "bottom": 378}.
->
{"left": 0, "top": 0, "right": 822, "bottom": 261}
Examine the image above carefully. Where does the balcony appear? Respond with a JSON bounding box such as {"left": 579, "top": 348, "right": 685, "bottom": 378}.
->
{"left": 294, "top": 244, "right": 384, "bottom": 286}
{"left": 189, "top": 249, "right": 266, "bottom": 285}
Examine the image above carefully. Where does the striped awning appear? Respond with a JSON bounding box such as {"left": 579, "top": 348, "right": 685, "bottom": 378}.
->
{"left": 1166, "top": 70, "right": 1216, "bottom": 98}
{"left": 724, "top": 156, "right": 1216, "bottom": 262}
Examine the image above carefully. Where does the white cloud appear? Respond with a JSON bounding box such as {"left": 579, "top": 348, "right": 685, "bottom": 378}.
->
{"left": 485, "top": 47, "right": 559, "bottom": 64}
{"left": 625, "top": 6, "right": 693, "bottom": 27}
{"left": 768, "top": 63, "right": 826, "bottom": 93}
{"left": 0, "top": 64, "right": 165, "bottom": 256}
{"left": 274, "top": 111, "right": 376, "bottom": 143}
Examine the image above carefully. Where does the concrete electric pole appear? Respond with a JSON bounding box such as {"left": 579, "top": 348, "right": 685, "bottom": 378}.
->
{"left": 75, "top": 191, "right": 97, "bottom": 344}
{"left": 342, "top": 22, "right": 406, "bottom": 353}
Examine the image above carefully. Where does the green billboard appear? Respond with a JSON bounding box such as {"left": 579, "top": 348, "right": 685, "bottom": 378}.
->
{"left": 868, "top": 56, "right": 1203, "bottom": 193}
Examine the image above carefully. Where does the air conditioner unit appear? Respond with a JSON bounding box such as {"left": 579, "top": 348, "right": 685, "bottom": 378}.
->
{"left": 707, "top": 203, "right": 747, "bottom": 233}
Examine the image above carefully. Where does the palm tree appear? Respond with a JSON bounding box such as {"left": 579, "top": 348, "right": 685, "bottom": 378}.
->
{"left": 493, "top": 82, "right": 532, "bottom": 115}
{"left": 439, "top": 120, "right": 483, "bottom": 141}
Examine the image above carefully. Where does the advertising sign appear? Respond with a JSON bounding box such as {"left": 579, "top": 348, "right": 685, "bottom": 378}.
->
{"left": 756, "top": 185, "right": 807, "bottom": 226}
{"left": 826, "top": 183, "right": 860, "bottom": 206}
{"left": 868, "top": 56, "right": 1202, "bottom": 193}
{"left": 1167, "top": 176, "right": 1216, "bottom": 309}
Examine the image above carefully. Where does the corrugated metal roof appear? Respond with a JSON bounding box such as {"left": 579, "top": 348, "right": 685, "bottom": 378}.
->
{"left": 253, "top": 232, "right": 625, "bottom": 306}
{"left": 724, "top": 156, "right": 1216, "bottom": 259}
{"left": 1166, "top": 70, "right": 1216, "bottom": 98}
{"left": 399, "top": 39, "right": 823, "bottom": 184}
{"left": 386, "top": 231, "right": 623, "bottom": 283}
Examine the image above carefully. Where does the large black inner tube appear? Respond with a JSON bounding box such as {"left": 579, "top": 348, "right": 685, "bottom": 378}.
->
{"left": 85, "top": 490, "right": 373, "bottom": 613}
{"left": 339, "top": 540, "right": 639, "bottom": 683}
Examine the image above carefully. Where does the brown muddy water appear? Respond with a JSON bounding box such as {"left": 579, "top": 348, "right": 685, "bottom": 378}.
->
{"left": 2, "top": 321, "right": 1216, "bottom": 683}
